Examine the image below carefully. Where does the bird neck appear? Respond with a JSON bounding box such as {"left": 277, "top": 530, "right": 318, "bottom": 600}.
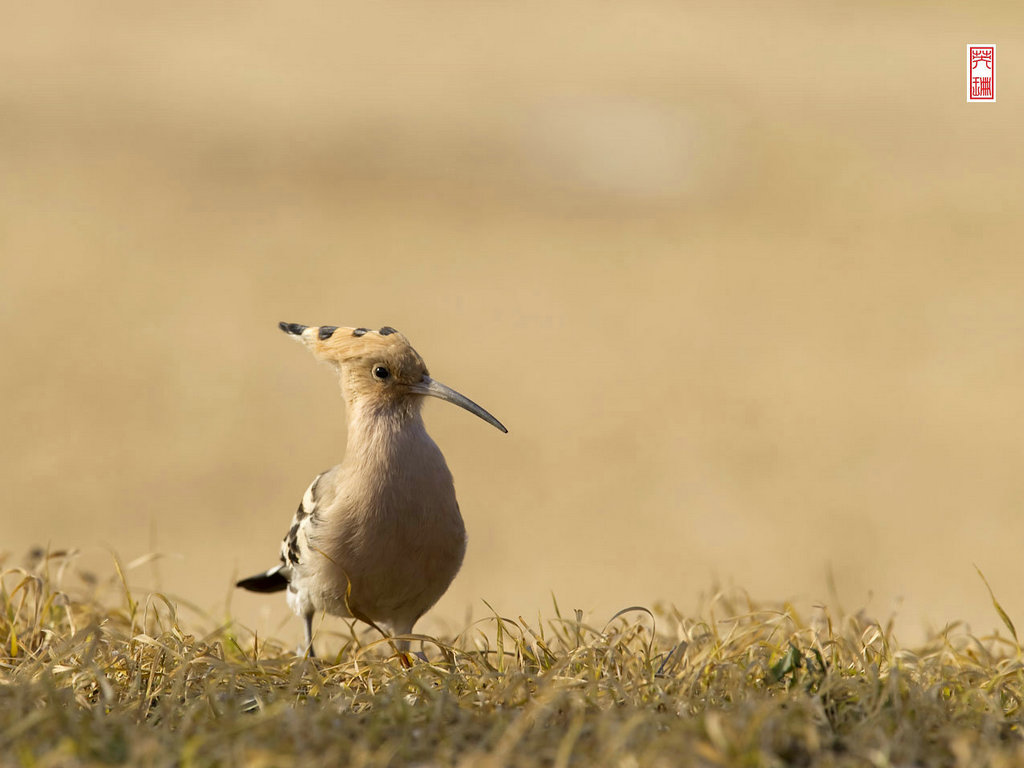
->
{"left": 343, "top": 398, "right": 427, "bottom": 469}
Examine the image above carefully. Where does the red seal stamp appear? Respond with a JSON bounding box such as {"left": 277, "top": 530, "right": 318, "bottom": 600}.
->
{"left": 967, "top": 45, "right": 996, "bottom": 102}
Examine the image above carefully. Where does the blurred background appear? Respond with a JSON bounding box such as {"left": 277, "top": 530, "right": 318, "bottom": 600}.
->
{"left": 2, "top": 1, "right": 1022, "bottom": 645}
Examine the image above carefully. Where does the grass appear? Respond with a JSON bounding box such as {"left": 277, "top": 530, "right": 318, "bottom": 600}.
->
{"left": 3, "top": 552, "right": 1024, "bottom": 767}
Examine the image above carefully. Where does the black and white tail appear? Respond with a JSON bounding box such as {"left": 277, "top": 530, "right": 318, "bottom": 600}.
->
{"left": 237, "top": 565, "right": 288, "bottom": 593}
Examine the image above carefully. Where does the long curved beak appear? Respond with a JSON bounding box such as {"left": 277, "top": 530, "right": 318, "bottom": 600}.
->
{"left": 411, "top": 377, "right": 508, "bottom": 433}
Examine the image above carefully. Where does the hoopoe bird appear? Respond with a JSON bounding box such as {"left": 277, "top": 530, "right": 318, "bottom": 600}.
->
{"left": 237, "top": 322, "right": 506, "bottom": 657}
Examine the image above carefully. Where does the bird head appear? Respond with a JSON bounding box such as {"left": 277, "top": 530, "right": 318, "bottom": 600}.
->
{"left": 279, "top": 322, "right": 507, "bottom": 433}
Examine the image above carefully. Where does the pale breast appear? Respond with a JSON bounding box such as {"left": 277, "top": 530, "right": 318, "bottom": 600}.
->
{"left": 304, "top": 432, "right": 468, "bottom": 630}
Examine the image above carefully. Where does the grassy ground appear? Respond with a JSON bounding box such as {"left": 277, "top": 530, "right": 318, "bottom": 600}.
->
{"left": 3, "top": 553, "right": 1024, "bottom": 767}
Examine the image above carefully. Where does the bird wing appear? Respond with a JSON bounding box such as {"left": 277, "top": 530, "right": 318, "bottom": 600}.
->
{"left": 279, "top": 467, "right": 336, "bottom": 569}
{"left": 236, "top": 467, "right": 337, "bottom": 593}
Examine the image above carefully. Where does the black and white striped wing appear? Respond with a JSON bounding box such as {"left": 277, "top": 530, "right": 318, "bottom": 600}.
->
{"left": 236, "top": 468, "right": 332, "bottom": 593}
{"left": 279, "top": 470, "right": 329, "bottom": 569}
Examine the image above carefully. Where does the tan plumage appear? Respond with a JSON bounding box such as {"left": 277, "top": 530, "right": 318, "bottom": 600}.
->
{"left": 237, "top": 323, "right": 506, "bottom": 657}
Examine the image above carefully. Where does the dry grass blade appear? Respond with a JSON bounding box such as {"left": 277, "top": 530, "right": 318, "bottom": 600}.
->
{"left": 975, "top": 564, "right": 1019, "bottom": 647}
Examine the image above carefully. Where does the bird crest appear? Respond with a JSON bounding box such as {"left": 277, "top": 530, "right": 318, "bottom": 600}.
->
{"left": 278, "top": 322, "right": 506, "bottom": 432}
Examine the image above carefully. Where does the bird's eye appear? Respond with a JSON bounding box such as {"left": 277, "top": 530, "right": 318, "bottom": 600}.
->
{"left": 372, "top": 365, "right": 390, "bottom": 381}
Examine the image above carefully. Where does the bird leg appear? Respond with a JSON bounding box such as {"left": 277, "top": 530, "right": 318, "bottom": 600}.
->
{"left": 302, "top": 612, "right": 316, "bottom": 658}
